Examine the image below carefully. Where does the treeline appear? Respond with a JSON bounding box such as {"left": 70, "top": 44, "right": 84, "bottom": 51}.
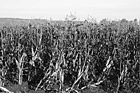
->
{"left": 0, "top": 19, "right": 139, "bottom": 93}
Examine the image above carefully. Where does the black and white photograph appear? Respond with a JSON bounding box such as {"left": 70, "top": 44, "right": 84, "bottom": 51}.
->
{"left": 0, "top": 0, "right": 140, "bottom": 93}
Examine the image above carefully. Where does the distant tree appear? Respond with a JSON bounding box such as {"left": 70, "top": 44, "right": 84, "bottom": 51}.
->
{"left": 65, "top": 12, "right": 77, "bottom": 21}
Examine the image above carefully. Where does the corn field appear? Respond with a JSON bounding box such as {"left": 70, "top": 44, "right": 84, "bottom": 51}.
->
{"left": 0, "top": 18, "right": 140, "bottom": 93}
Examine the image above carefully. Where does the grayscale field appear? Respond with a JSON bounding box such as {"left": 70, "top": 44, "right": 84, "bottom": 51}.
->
{"left": 0, "top": 0, "right": 140, "bottom": 93}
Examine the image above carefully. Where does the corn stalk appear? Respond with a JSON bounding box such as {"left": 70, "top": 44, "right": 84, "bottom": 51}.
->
{"left": 14, "top": 42, "right": 27, "bottom": 85}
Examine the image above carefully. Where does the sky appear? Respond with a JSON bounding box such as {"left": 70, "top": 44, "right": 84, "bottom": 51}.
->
{"left": 0, "top": 0, "right": 140, "bottom": 21}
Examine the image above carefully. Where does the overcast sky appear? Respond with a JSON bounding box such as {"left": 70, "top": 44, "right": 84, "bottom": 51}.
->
{"left": 0, "top": 0, "right": 140, "bottom": 21}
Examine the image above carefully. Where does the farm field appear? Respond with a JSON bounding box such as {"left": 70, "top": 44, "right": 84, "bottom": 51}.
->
{"left": 0, "top": 18, "right": 139, "bottom": 93}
